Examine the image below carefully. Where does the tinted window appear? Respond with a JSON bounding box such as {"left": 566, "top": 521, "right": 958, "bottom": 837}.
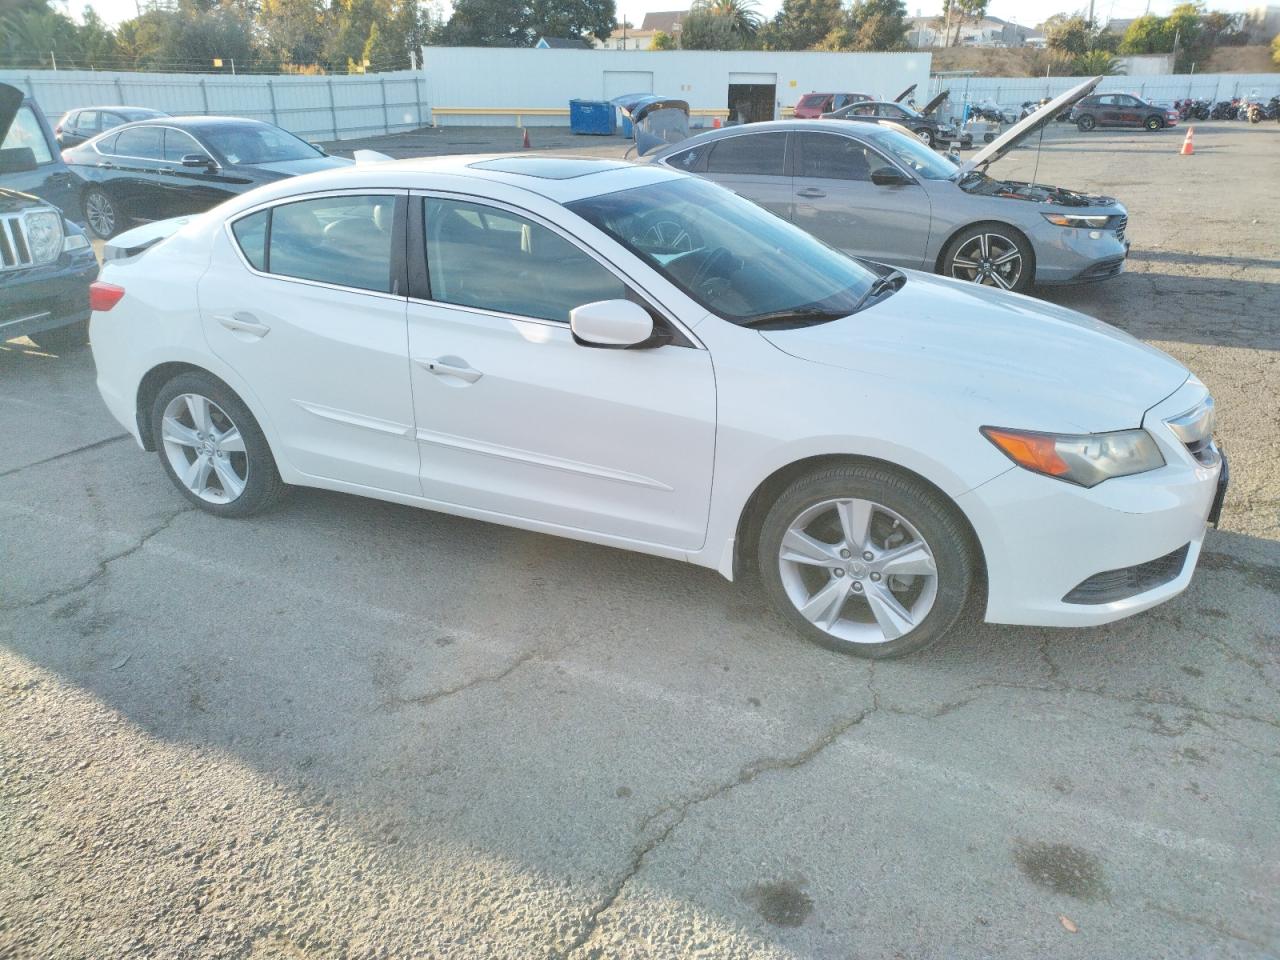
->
{"left": 164, "top": 129, "right": 207, "bottom": 161}
{"left": 114, "top": 126, "right": 165, "bottom": 160}
{"left": 707, "top": 132, "right": 787, "bottom": 176}
{"left": 266, "top": 195, "right": 394, "bottom": 293}
{"left": 200, "top": 123, "right": 320, "bottom": 164}
{"left": 848, "top": 104, "right": 877, "bottom": 117}
{"left": 881, "top": 104, "right": 910, "bottom": 119}
{"left": 95, "top": 132, "right": 119, "bottom": 153}
{"left": 1, "top": 106, "right": 53, "bottom": 164}
{"left": 796, "top": 133, "right": 872, "bottom": 181}
{"left": 231, "top": 209, "right": 268, "bottom": 271}
{"left": 424, "top": 198, "right": 626, "bottom": 323}
{"left": 101, "top": 112, "right": 129, "bottom": 131}
{"left": 798, "top": 94, "right": 830, "bottom": 109}
{"left": 77, "top": 110, "right": 100, "bottom": 133}
{"left": 664, "top": 142, "right": 710, "bottom": 172}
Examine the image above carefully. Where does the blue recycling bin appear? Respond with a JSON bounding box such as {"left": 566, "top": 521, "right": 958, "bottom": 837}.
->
{"left": 569, "top": 99, "right": 616, "bottom": 136}
{"left": 620, "top": 113, "right": 633, "bottom": 138}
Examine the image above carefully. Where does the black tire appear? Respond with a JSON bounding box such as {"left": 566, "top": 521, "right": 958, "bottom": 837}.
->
{"left": 940, "top": 223, "right": 1034, "bottom": 294}
{"left": 1077, "top": 115, "right": 1096, "bottom": 132}
{"left": 83, "top": 187, "right": 121, "bottom": 240}
{"left": 916, "top": 127, "right": 935, "bottom": 148}
{"left": 1144, "top": 115, "right": 1163, "bottom": 131}
{"left": 151, "top": 371, "right": 288, "bottom": 518}
{"left": 757, "top": 462, "right": 979, "bottom": 659}
{"left": 27, "top": 320, "right": 88, "bottom": 353}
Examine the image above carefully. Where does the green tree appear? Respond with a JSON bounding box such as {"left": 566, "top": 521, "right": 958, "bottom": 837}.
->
{"left": 650, "top": 29, "right": 677, "bottom": 48}
{"left": 762, "top": 0, "right": 842, "bottom": 50}
{"left": 439, "top": 0, "right": 614, "bottom": 46}
{"left": 1273, "top": 31, "right": 1280, "bottom": 66}
{"left": 1072, "top": 49, "right": 1124, "bottom": 74}
{"left": 679, "top": 9, "right": 749, "bottom": 48}
{"left": 692, "top": 0, "right": 761, "bottom": 36}
{"left": 259, "top": 0, "right": 328, "bottom": 67}
{"left": 820, "top": 0, "right": 909, "bottom": 51}
{"left": 1044, "top": 12, "right": 1092, "bottom": 55}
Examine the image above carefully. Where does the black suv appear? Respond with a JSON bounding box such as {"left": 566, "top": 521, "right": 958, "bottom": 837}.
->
{"left": 55, "top": 106, "right": 168, "bottom": 148}
{"left": 1, "top": 83, "right": 98, "bottom": 351}
{"left": 1070, "top": 94, "right": 1180, "bottom": 132}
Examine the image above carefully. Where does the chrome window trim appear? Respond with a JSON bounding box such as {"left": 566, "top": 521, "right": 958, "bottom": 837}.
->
{"left": 223, "top": 188, "right": 406, "bottom": 301}
{"left": 410, "top": 188, "right": 705, "bottom": 350}
{"left": 93, "top": 123, "right": 215, "bottom": 164}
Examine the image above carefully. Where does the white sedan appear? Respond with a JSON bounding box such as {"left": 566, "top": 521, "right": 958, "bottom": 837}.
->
{"left": 88, "top": 155, "right": 1226, "bottom": 658}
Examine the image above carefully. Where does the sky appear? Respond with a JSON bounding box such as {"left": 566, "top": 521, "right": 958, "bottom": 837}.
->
{"left": 60, "top": 0, "right": 1256, "bottom": 32}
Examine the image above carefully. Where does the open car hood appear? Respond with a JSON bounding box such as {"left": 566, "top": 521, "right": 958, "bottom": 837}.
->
{"left": 893, "top": 83, "right": 917, "bottom": 103}
{"left": 956, "top": 76, "right": 1101, "bottom": 176}
{"left": 0, "top": 83, "right": 22, "bottom": 146}
{"left": 920, "top": 89, "right": 950, "bottom": 116}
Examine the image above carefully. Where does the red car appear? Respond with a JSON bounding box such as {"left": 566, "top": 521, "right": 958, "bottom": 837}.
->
{"left": 793, "top": 92, "right": 872, "bottom": 119}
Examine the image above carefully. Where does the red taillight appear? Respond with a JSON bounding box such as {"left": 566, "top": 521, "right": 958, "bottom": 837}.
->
{"left": 89, "top": 282, "right": 126, "bottom": 312}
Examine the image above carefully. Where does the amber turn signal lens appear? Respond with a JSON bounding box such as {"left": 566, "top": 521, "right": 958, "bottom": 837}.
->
{"left": 980, "top": 427, "right": 1071, "bottom": 476}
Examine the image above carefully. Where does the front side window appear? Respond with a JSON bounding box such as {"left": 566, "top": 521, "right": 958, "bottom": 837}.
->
{"left": 707, "top": 132, "right": 787, "bottom": 176}
{"left": 164, "top": 129, "right": 208, "bottom": 162}
{"left": 114, "top": 126, "right": 165, "bottom": 160}
{"left": 424, "top": 197, "right": 627, "bottom": 323}
{"left": 232, "top": 195, "right": 394, "bottom": 293}
{"left": 796, "top": 133, "right": 872, "bottom": 181}
{"left": 860, "top": 128, "right": 955, "bottom": 180}
{"left": 1, "top": 106, "right": 53, "bottom": 164}
{"left": 201, "top": 124, "right": 321, "bottom": 165}
{"left": 568, "top": 177, "right": 876, "bottom": 324}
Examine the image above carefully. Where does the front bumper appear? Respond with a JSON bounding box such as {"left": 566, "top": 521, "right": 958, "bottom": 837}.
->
{"left": 959, "top": 379, "right": 1223, "bottom": 628}
{"left": 1032, "top": 221, "right": 1129, "bottom": 286}
{"left": 0, "top": 249, "right": 98, "bottom": 342}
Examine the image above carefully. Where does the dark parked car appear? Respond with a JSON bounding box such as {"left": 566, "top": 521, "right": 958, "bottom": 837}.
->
{"left": 1070, "top": 94, "right": 1180, "bottom": 132}
{"left": 62, "top": 116, "right": 352, "bottom": 238}
{"left": 823, "top": 96, "right": 972, "bottom": 150}
{"left": 55, "top": 105, "right": 169, "bottom": 148}
{"left": 793, "top": 92, "right": 872, "bottom": 119}
{"left": 0, "top": 82, "right": 84, "bottom": 223}
{"left": 1, "top": 85, "right": 98, "bottom": 351}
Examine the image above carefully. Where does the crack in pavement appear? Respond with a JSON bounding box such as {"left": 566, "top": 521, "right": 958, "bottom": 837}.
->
{"left": 0, "top": 433, "right": 130, "bottom": 480}
{"left": 381, "top": 648, "right": 542, "bottom": 712}
{"left": 0, "top": 505, "right": 195, "bottom": 613}
{"left": 562, "top": 667, "right": 880, "bottom": 959}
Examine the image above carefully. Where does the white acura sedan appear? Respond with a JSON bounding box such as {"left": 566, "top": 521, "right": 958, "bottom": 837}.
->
{"left": 89, "top": 155, "right": 1226, "bottom": 658}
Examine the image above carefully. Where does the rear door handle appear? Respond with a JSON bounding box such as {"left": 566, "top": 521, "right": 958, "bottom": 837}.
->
{"left": 215, "top": 312, "right": 270, "bottom": 337}
{"left": 416, "top": 357, "right": 483, "bottom": 383}
{"left": 796, "top": 187, "right": 826, "bottom": 198}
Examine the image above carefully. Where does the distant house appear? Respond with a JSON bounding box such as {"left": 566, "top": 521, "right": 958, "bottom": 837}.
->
{"left": 1104, "top": 17, "right": 1137, "bottom": 35}
{"left": 592, "top": 11, "right": 689, "bottom": 50}
{"left": 907, "top": 14, "right": 1040, "bottom": 47}
{"left": 535, "top": 36, "right": 592, "bottom": 49}
{"left": 1242, "top": 4, "right": 1280, "bottom": 39}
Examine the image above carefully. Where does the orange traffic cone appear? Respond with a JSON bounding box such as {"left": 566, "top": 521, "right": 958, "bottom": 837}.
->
{"left": 1179, "top": 126, "right": 1194, "bottom": 155}
{"left": 712, "top": 117, "right": 722, "bottom": 128}
{"left": 522, "top": 127, "right": 531, "bottom": 149}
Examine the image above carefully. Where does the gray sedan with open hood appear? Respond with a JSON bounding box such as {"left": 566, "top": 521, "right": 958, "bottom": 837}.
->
{"left": 648, "top": 78, "right": 1126, "bottom": 293}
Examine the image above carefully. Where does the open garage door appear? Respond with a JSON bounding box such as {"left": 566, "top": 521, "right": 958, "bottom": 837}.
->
{"left": 604, "top": 71, "right": 653, "bottom": 101}
{"left": 728, "top": 72, "right": 777, "bottom": 123}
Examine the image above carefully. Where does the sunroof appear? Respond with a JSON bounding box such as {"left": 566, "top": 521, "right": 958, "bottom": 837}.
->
{"left": 468, "top": 157, "right": 631, "bottom": 180}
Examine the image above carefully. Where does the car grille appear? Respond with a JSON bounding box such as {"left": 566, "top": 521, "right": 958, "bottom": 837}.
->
{"left": 1077, "top": 257, "right": 1126, "bottom": 281}
{"left": 1063, "top": 543, "right": 1190, "bottom": 604}
{"left": 1114, "top": 214, "right": 1127, "bottom": 242}
{"left": 0, "top": 214, "right": 34, "bottom": 272}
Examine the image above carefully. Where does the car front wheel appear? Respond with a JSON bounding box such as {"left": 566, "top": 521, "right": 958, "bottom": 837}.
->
{"left": 83, "top": 188, "right": 120, "bottom": 240}
{"left": 941, "top": 225, "right": 1033, "bottom": 293}
{"left": 151, "top": 371, "right": 288, "bottom": 517}
{"left": 916, "top": 128, "right": 935, "bottom": 148}
{"left": 1077, "top": 114, "right": 1096, "bottom": 132}
{"left": 1144, "top": 115, "right": 1163, "bottom": 130}
{"left": 757, "top": 463, "right": 978, "bottom": 659}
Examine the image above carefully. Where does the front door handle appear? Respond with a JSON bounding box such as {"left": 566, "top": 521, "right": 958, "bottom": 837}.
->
{"left": 215, "top": 312, "right": 270, "bottom": 337}
{"left": 796, "top": 187, "right": 826, "bottom": 198}
{"left": 416, "top": 357, "right": 483, "bottom": 383}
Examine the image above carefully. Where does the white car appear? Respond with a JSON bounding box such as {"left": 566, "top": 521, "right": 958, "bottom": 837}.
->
{"left": 88, "top": 155, "right": 1227, "bottom": 658}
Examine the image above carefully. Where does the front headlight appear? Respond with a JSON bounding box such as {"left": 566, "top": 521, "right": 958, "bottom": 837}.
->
{"left": 981, "top": 426, "right": 1165, "bottom": 487}
{"left": 22, "top": 210, "right": 65, "bottom": 264}
{"left": 1042, "top": 213, "right": 1111, "bottom": 229}
{"left": 63, "top": 232, "right": 90, "bottom": 253}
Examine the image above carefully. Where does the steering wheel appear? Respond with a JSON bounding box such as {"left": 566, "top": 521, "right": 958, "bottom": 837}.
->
{"left": 690, "top": 246, "right": 742, "bottom": 291}
{"left": 632, "top": 213, "right": 704, "bottom": 255}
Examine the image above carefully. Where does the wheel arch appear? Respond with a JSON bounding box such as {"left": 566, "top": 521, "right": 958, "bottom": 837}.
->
{"left": 729, "top": 453, "right": 988, "bottom": 600}
{"left": 933, "top": 219, "right": 1036, "bottom": 280}
{"left": 135, "top": 362, "right": 262, "bottom": 454}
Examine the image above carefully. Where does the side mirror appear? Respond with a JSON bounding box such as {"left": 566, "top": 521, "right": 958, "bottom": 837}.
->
{"left": 0, "top": 147, "right": 38, "bottom": 175}
{"left": 570, "top": 299, "right": 661, "bottom": 349}
{"left": 870, "top": 167, "right": 911, "bottom": 187}
{"left": 181, "top": 154, "right": 216, "bottom": 170}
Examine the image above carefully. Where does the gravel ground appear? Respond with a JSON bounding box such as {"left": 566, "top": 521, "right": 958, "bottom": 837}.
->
{"left": 1, "top": 121, "right": 1278, "bottom": 960}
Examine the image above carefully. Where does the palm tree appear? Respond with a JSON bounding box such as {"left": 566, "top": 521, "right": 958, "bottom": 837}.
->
{"left": 1072, "top": 49, "right": 1125, "bottom": 75}
{"left": 693, "top": 0, "right": 762, "bottom": 36}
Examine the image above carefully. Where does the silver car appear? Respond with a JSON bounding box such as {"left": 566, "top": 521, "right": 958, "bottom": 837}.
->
{"left": 649, "top": 77, "right": 1127, "bottom": 294}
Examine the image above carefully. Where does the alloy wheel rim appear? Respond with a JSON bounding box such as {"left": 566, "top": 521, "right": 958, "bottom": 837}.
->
{"left": 777, "top": 497, "right": 938, "bottom": 645}
{"left": 86, "top": 192, "right": 115, "bottom": 236}
{"left": 917, "top": 129, "right": 932, "bottom": 145}
{"left": 950, "top": 233, "right": 1023, "bottom": 290}
{"left": 161, "top": 394, "right": 248, "bottom": 503}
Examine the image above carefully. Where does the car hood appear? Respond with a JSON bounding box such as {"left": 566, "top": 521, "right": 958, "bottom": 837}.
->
{"left": 759, "top": 271, "right": 1188, "bottom": 433}
{"left": 0, "top": 83, "right": 20, "bottom": 145}
{"left": 0, "top": 186, "right": 45, "bottom": 214}
{"left": 957, "top": 76, "right": 1102, "bottom": 176}
{"left": 243, "top": 155, "right": 354, "bottom": 177}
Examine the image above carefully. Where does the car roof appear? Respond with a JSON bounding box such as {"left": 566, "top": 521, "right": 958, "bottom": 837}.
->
{"left": 648, "top": 118, "right": 907, "bottom": 154}
{"left": 119, "top": 115, "right": 275, "bottom": 132}
{"left": 74, "top": 106, "right": 165, "bottom": 114}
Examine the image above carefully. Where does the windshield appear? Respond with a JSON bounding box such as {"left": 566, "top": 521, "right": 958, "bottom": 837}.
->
{"left": 568, "top": 177, "right": 877, "bottom": 324}
{"left": 862, "top": 128, "right": 957, "bottom": 180}
{"left": 200, "top": 124, "right": 320, "bottom": 165}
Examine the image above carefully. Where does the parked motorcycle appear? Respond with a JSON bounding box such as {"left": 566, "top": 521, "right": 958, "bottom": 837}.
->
{"left": 1247, "top": 101, "right": 1264, "bottom": 123}
{"left": 1267, "top": 96, "right": 1280, "bottom": 122}
{"left": 1210, "top": 99, "right": 1241, "bottom": 120}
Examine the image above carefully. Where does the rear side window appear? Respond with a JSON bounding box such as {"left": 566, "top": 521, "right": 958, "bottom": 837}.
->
{"left": 231, "top": 210, "right": 268, "bottom": 271}
{"left": 114, "top": 126, "right": 164, "bottom": 160}
{"left": 234, "top": 195, "right": 395, "bottom": 293}
{"left": 663, "top": 142, "right": 710, "bottom": 172}
{"left": 707, "top": 132, "right": 787, "bottom": 176}
{"left": 1, "top": 106, "right": 54, "bottom": 164}
{"left": 77, "top": 110, "right": 100, "bottom": 133}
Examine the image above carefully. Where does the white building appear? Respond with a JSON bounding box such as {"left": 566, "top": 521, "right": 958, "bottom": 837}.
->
{"left": 908, "top": 14, "right": 1041, "bottom": 48}
{"left": 421, "top": 46, "right": 932, "bottom": 126}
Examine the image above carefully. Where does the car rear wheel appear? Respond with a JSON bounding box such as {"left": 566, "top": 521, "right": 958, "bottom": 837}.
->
{"left": 1077, "top": 114, "right": 1096, "bottom": 132}
{"left": 1144, "top": 115, "right": 1163, "bottom": 131}
{"left": 941, "top": 225, "right": 1033, "bottom": 294}
{"left": 83, "top": 188, "right": 120, "bottom": 240}
{"left": 916, "top": 128, "right": 935, "bottom": 148}
{"left": 757, "top": 463, "right": 978, "bottom": 659}
{"left": 151, "top": 372, "right": 288, "bottom": 517}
